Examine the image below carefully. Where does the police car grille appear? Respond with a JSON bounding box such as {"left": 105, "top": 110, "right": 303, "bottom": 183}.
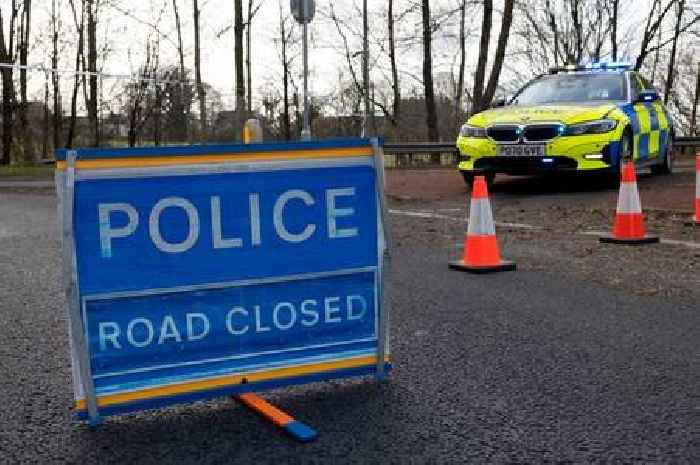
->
{"left": 523, "top": 125, "right": 559, "bottom": 141}
{"left": 486, "top": 126, "right": 519, "bottom": 142}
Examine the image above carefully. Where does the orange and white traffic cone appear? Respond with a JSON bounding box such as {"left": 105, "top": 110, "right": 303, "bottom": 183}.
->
{"left": 600, "top": 161, "right": 659, "bottom": 245}
{"left": 449, "top": 175, "right": 516, "bottom": 273}
{"left": 690, "top": 153, "right": 700, "bottom": 226}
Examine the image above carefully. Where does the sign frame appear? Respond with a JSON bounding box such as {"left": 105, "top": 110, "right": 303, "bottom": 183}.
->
{"left": 55, "top": 138, "right": 391, "bottom": 425}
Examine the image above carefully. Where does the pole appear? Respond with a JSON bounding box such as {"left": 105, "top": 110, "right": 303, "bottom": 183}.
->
{"left": 362, "top": 0, "right": 370, "bottom": 137}
{"left": 301, "top": 3, "right": 311, "bottom": 140}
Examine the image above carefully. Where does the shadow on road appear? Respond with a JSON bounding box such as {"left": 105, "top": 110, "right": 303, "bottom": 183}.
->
{"left": 489, "top": 172, "right": 621, "bottom": 196}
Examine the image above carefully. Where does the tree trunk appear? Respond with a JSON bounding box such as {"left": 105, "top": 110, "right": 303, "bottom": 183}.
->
{"left": 43, "top": 77, "right": 49, "bottom": 158}
{"left": 246, "top": 0, "right": 253, "bottom": 114}
{"left": 0, "top": 3, "right": 18, "bottom": 165}
{"left": 87, "top": 0, "right": 98, "bottom": 147}
{"left": 454, "top": 0, "right": 466, "bottom": 124}
{"left": 235, "top": 0, "right": 245, "bottom": 136}
{"left": 691, "top": 62, "right": 699, "bottom": 136}
{"left": 52, "top": 0, "right": 62, "bottom": 151}
{"left": 422, "top": 0, "right": 438, "bottom": 143}
{"left": 154, "top": 81, "right": 161, "bottom": 146}
{"left": 193, "top": 0, "right": 207, "bottom": 140}
{"left": 0, "top": 68, "right": 14, "bottom": 165}
{"left": 472, "top": 0, "right": 492, "bottom": 113}
{"left": 388, "top": 0, "right": 400, "bottom": 128}
{"left": 172, "top": 0, "right": 188, "bottom": 141}
{"left": 481, "top": 0, "right": 514, "bottom": 110}
{"left": 67, "top": 0, "right": 85, "bottom": 149}
{"left": 19, "top": 0, "right": 31, "bottom": 161}
{"left": 611, "top": 0, "right": 618, "bottom": 61}
{"left": 664, "top": 0, "right": 685, "bottom": 104}
{"left": 279, "top": 8, "right": 290, "bottom": 141}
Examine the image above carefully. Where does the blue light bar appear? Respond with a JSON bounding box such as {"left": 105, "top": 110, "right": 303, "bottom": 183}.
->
{"left": 584, "top": 61, "right": 632, "bottom": 71}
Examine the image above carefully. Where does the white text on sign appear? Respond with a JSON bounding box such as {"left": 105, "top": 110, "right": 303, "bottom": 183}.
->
{"left": 98, "top": 188, "right": 358, "bottom": 258}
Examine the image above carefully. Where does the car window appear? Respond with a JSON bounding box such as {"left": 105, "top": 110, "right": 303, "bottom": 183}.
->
{"left": 637, "top": 74, "right": 658, "bottom": 92}
{"left": 629, "top": 73, "right": 643, "bottom": 101}
{"left": 511, "top": 73, "right": 627, "bottom": 105}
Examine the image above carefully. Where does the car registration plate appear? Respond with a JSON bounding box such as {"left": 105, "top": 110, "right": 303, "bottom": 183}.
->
{"left": 497, "top": 145, "right": 545, "bottom": 157}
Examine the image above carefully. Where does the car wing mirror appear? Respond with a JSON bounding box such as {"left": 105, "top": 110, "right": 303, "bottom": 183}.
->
{"left": 636, "top": 90, "right": 659, "bottom": 103}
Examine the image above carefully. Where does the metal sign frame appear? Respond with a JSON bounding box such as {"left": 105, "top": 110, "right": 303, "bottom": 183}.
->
{"left": 55, "top": 138, "right": 391, "bottom": 425}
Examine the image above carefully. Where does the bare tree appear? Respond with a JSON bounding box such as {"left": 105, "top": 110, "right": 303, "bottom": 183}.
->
{"left": 51, "top": 0, "right": 63, "bottom": 151}
{"left": 18, "top": 0, "right": 31, "bottom": 160}
{"left": 610, "top": 0, "right": 619, "bottom": 60}
{"left": 277, "top": 1, "right": 293, "bottom": 140}
{"left": 66, "top": 0, "right": 85, "bottom": 148}
{"left": 388, "top": 0, "right": 400, "bottom": 127}
{"left": 664, "top": 0, "right": 686, "bottom": 103}
{"left": 193, "top": 0, "right": 207, "bottom": 140}
{"left": 472, "top": 0, "right": 492, "bottom": 113}
{"left": 453, "top": 0, "right": 466, "bottom": 123}
{"left": 692, "top": 61, "right": 699, "bottom": 136}
{"left": 86, "top": 0, "right": 98, "bottom": 146}
{"left": 0, "top": 1, "right": 19, "bottom": 164}
{"left": 172, "top": 0, "right": 189, "bottom": 140}
{"left": 472, "top": 0, "right": 515, "bottom": 113}
{"left": 635, "top": 0, "right": 676, "bottom": 71}
{"left": 245, "top": 0, "right": 263, "bottom": 114}
{"left": 235, "top": 0, "right": 245, "bottom": 132}
{"left": 422, "top": 0, "right": 438, "bottom": 141}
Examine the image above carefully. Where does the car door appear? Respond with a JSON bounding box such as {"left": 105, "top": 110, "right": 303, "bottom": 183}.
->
{"left": 638, "top": 74, "right": 671, "bottom": 161}
{"left": 629, "top": 73, "right": 654, "bottom": 161}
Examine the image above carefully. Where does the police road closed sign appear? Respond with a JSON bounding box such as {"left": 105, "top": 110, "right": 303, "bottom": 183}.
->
{"left": 55, "top": 139, "right": 390, "bottom": 423}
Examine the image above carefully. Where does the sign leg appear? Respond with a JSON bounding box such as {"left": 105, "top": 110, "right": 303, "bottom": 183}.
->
{"left": 234, "top": 393, "right": 317, "bottom": 443}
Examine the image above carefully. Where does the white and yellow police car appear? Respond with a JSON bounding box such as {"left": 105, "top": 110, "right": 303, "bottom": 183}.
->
{"left": 456, "top": 62, "right": 674, "bottom": 186}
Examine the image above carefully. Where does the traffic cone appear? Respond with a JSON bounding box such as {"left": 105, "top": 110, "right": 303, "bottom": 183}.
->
{"left": 449, "top": 176, "right": 516, "bottom": 273}
{"left": 688, "top": 153, "right": 700, "bottom": 226}
{"left": 600, "top": 161, "right": 659, "bottom": 245}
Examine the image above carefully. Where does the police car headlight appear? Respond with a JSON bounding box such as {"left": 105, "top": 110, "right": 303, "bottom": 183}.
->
{"left": 459, "top": 124, "right": 487, "bottom": 138}
{"left": 565, "top": 119, "right": 617, "bottom": 136}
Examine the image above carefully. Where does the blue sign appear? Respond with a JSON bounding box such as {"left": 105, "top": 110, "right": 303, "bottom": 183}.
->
{"left": 56, "top": 139, "right": 390, "bottom": 423}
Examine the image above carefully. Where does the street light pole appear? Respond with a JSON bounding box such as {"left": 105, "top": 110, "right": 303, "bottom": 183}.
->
{"left": 300, "top": 1, "right": 312, "bottom": 140}
{"left": 291, "top": 0, "right": 314, "bottom": 140}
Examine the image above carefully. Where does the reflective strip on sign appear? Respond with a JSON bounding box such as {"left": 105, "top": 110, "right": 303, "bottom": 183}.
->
{"left": 467, "top": 198, "right": 496, "bottom": 236}
{"left": 616, "top": 182, "right": 642, "bottom": 214}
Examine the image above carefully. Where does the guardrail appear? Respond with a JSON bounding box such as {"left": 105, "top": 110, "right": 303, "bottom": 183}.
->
{"left": 675, "top": 136, "right": 700, "bottom": 148}
{"left": 36, "top": 137, "right": 700, "bottom": 168}
{"left": 383, "top": 142, "right": 459, "bottom": 167}
{"left": 384, "top": 137, "right": 700, "bottom": 167}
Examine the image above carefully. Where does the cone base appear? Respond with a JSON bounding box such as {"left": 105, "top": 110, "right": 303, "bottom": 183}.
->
{"left": 599, "top": 234, "right": 659, "bottom": 245}
{"left": 448, "top": 260, "right": 516, "bottom": 273}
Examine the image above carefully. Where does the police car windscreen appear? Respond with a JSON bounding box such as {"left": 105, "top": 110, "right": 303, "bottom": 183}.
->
{"left": 512, "top": 74, "right": 626, "bottom": 105}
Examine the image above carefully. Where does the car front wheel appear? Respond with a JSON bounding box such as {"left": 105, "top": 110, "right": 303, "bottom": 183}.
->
{"left": 651, "top": 136, "right": 673, "bottom": 175}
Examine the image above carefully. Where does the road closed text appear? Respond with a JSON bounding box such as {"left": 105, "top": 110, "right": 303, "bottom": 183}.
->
{"left": 96, "top": 294, "right": 369, "bottom": 352}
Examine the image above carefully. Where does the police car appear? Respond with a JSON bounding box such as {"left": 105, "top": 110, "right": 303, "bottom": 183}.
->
{"left": 456, "top": 62, "right": 674, "bottom": 186}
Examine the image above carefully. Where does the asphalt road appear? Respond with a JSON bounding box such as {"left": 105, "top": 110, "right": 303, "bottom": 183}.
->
{"left": 0, "top": 190, "right": 697, "bottom": 464}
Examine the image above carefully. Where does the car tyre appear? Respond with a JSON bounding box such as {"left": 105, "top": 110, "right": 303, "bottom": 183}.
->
{"left": 651, "top": 135, "right": 673, "bottom": 175}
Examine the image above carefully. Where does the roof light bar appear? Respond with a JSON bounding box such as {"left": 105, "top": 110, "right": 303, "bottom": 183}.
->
{"left": 549, "top": 61, "right": 632, "bottom": 74}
